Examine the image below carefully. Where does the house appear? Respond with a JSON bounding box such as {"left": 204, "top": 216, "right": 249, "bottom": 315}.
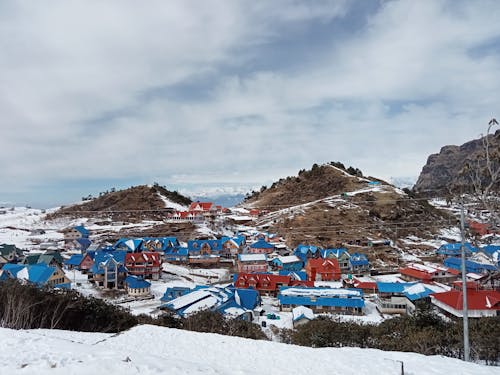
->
{"left": 271, "top": 255, "right": 303, "bottom": 272}
{"left": 305, "top": 258, "right": 341, "bottom": 281}
{"left": 431, "top": 283, "right": 500, "bottom": 318}
{"left": 163, "top": 246, "right": 189, "bottom": 263}
{"left": 161, "top": 286, "right": 254, "bottom": 321}
{"left": 248, "top": 239, "right": 275, "bottom": 254}
{"left": 0, "top": 244, "right": 24, "bottom": 263}
{"left": 24, "top": 252, "right": 64, "bottom": 267}
{"left": 1, "top": 263, "right": 71, "bottom": 288}
{"left": 436, "top": 242, "right": 476, "bottom": 257}
{"left": 292, "top": 306, "right": 315, "bottom": 327}
{"left": 278, "top": 286, "right": 364, "bottom": 315}
{"left": 237, "top": 254, "right": 268, "bottom": 273}
{"left": 63, "top": 225, "right": 89, "bottom": 241}
{"left": 349, "top": 253, "right": 370, "bottom": 274}
{"left": 294, "top": 244, "right": 322, "bottom": 263}
{"left": 124, "top": 276, "right": 151, "bottom": 297}
{"left": 234, "top": 273, "right": 313, "bottom": 296}
{"left": 321, "top": 248, "right": 350, "bottom": 272}
{"left": 444, "top": 257, "right": 498, "bottom": 275}
{"left": 124, "top": 252, "right": 161, "bottom": 280}
{"left": 79, "top": 252, "right": 97, "bottom": 273}
{"left": 344, "top": 275, "right": 378, "bottom": 294}
{"left": 89, "top": 251, "right": 127, "bottom": 289}
{"left": 399, "top": 263, "right": 459, "bottom": 284}
{"left": 161, "top": 286, "right": 193, "bottom": 303}
{"left": 113, "top": 238, "right": 143, "bottom": 252}
{"left": 219, "top": 236, "right": 244, "bottom": 258}
{"left": 374, "top": 281, "right": 446, "bottom": 314}
{"left": 65, "top": 254, "right": 84, "bottom": 270}
{"left": 188, "top": 201, "right": 215, "bottom": 213}
{"left": 187, "top": 240, "right": 222, "bottom": 265}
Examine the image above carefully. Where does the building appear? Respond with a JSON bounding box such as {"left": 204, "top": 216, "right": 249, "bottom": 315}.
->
{"left": 89, "top": 251, "right": 127, "bottom": 289}
{"left": 237, "top": 254, "right": 268, "bottom": 273}
{"left": 399, "top": 263, "right": 459, "bottom": 284}
{"left": 305, "top": 258, "right": 341, "bottom": 281}
{"left": 321, "top": 248, "right": 350, "bottom": 272}
{"left": 431, "top": 283, "right": 500, "bottom": 318}
{"left": 248, "top": 239, "right": 275, "bottom": 254}
{"left": 444, "top": 257, "right": 497, "bottom": 275}
{"left": 124, "top": 252, "right": 161, "bottom": 280}
{"left": 124, "top": 275, "right": 151, "bottom": 297}
{"left": 292, "top": 306, "right": 315, "bottom": 327}
{"left": 234, "top": 273, "right": 313, "bottom": 296}
{"left": 294, "top": 244, "right": 322, "bottom": 263}
{"left": 1, "top": 263, "right": 71, "bottom": 288}
{"left": 271, "top": 256, "right": 303, "bottom": 272}
{"left": 349, "top": 253, "right": 370, "bottom": 274}
{"left": 436, "top": 242, "right": 476, "bottom": 257}
{"left": 278, "top": 286, "right": 364, "bottom": 315}
{"left": 63, "top": 225, "right": 89, "bottom": 241}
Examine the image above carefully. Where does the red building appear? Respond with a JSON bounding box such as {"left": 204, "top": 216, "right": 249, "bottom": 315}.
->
{"left": 79, "top": 254, "right": 95, "bottom": 274}
{"left": 305, "top": 258, "right": 341, "bottom": 281}
{"left": 235, "top": 273, "right": 313, "bottom": 296}
{"left": 125, "top": 252, "right": 162, "bottom": 280}
{"left": 399, "top": 263, "right": 459, "bottom": 284}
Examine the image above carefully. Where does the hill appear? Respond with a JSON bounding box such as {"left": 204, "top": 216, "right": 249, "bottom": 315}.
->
{"left": 48, "top": 184, "right": 191, "bottom": 222}
{"left": 242, "top": 163, "right": 451, "bottom": 264}
{"left": 414, "top": 129, "right": 500, "bottom": 194}
{"left": 0, "top": 325, "right": 495, "bottom": 375}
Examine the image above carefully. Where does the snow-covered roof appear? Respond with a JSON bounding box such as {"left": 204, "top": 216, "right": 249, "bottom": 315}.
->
{"left": 238, "top": 254, "right": 267, "bottom": 262}
{"left": 280, "top": 287, "right": 362, "bottom": 298}
{"left": 292, "top": 306, "right": 314, "bottom": 321}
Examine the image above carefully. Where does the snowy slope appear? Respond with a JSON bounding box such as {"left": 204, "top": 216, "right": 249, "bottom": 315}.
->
{"left": 0, "top": 325, "right": 497, "bottom": 375}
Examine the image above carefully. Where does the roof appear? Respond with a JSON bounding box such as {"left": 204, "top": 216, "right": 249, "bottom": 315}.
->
{"left": 292, "top": 306, "right": 314, "bottom": 322}
{"left": 376, "top": 282, "right": 417, "bottom": 293}
{"left": 295, "top": 244, "right": 321, "bottom": 255}
{"left": 73, "top": 225, "right": 89, "bottom": 237}
{"left": 279, "top": 287, "right": 364, "bottom": 308}
{"left": 238, "top": 254, "right": 267, "bottom": 262}
{"left": 274, "top": 255, "right": 302, "bottom": 264}
{"left": 321, "top": 248, "right": 350, "bottom": 259}
{"left": 444, "top": 257, "right": 498, "bottom": 272}
{"left": 65, "top": 254, "right": 84, "bottom": 266}
{"left": 27, "top": 264, "right": 56, "bottom": 284}
{"left": 188, "top": 202, "right": 213, "bottom": 211}
{"left": 249, "top": 239, "right": 274, "bottom": 249}
{"left": 349, "top": 253, "right": 369, "bottom": 266}
{"left": 124, "top": 275, "right": 151, "bottom": 289}
{"left": 306, "top": 258, "right": 340, "bottom": 271}
{"left": 432, "top": 289, "right": 500, "bottom": 311}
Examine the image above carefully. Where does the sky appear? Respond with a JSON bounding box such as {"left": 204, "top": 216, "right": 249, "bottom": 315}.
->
{"left": 1, "top": 0, "right": 500, "bottom": 208}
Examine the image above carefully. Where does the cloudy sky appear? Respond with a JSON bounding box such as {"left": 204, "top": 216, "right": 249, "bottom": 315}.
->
{"left": 1, "top": 0, "right": 499, "bottom": 207}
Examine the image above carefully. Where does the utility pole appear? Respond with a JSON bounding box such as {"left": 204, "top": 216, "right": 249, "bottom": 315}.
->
{"left": 460, "top": 200, "right": 470, "bottom": 362}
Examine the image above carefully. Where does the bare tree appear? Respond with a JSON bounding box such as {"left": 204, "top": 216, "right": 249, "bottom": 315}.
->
{"left": 464, "top": 119, "right": 500, "bottom": 226}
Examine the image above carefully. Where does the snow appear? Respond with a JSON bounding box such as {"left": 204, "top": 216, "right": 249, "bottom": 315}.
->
{"left": 239, "top": 253, "right": 266, "bottom": 261}
{"left": 0, "top": 325, "right": 496, "bottom": 375}
{"left": 156, "top": 192, "right": 188, "bottom": 211}
{"left": 280, "top": 287, "right": 362, "bottom": 297}
{"left": 292, "top": 306, "right": 314, "bottom": 321}
{"left": 276, "top": 255, "right": 301, "bottom": 264}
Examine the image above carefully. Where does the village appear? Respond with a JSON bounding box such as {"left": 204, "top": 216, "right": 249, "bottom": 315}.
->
{"left": 1, "top": 197, "right": 499, "bottom": 334}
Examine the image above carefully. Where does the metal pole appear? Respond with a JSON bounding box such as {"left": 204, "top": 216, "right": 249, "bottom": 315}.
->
{"left": 460, "top": 201, "right": 470, "bottom": 362}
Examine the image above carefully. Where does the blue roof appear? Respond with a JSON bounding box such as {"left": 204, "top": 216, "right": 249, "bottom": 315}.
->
{"left": 278, "top": 287, "right": 365, "bottom": 309}
{"left": 233, "top": 288, "right": 260, "bottom": 310}
{"left": 28, "top": 264, "right": 56, "bottom": 284}
{"left": 161, "top": 286, "right": 192, "bottom": 302}
{"left": 349, "top": 252, "right": 369, "bottom": 266}
{"left": 1, "top": 263, "right": 26, "bottom": 277}
{"left": 187, "top": 239, "right": 223, "bottom": 252}
{"left": 124, "top": 275, "right": 151, "bottom": 289}
{"left": 76, "top": 238, "right": 92, "bottom": 250}
{"left": 295, "top": 244, "right": 321, "bottom": 254}
{"left": 376, "top": 282, "right": 417, "bottom": 293}
{"left": 65, "top": 254, "right": 84, "bottom": 266}
{"left": 376, "top": 282, "right": 435, "bottom": 301}
{"left": 437, "top": 242, "right": 477, "bottom": 255}
{"left": 74, "top": 225, "right": 89, "bottom": 237}
{"left": 444, "top": 257, "right": 497, "bottom": 273}
{"left": 90, "top": 250, "right": 127, "bottom": 274}
{"left": 321, "top": 248, "right": 349, "bottom": 259}
{"left": 250, "top": 239, "right": 274, "bottom": 249}
{"left": 482, "top": 245, "right": 500, "bottom": 256}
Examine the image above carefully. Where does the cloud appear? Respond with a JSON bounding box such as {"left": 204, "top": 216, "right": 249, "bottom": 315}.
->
{"left": 1, "top": 0, "right": 499, "bottom": 205}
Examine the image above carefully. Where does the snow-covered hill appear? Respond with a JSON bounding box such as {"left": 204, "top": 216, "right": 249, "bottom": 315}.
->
{"left": 0, "top": 325, "right": 496, "bottom": 375}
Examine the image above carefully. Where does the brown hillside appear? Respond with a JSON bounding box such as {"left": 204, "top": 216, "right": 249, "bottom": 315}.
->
{"left": 245, "top": 163, "right": 370, "bottom": 209}
{"left": 245, "top": 163, "right": 452, "bottom": 267}
{"left": 47, "top": 185, "right": 191, "bottom": 222}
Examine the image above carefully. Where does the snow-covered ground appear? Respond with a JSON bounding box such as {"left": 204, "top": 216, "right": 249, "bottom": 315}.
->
{"left": 0, "top": 324, "right": 496, "bottom": 375}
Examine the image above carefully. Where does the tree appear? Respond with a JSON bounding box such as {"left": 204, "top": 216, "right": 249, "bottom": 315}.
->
{"left": 463, "top": 118, "right": 500, "bottom": 226}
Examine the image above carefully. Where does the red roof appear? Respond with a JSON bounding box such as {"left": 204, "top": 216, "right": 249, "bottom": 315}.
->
{"left": 125, "top": 252, "right": 161, "bottom": 266}
{"left": 188, "top": 202, "right": 213, "bottom": 211}
{"left": 433, "top": 290, "right": 500, "bottom": 311}
{"left": 399, "top": 267, "right": 433, "bottom": 282}
{"left": 306, "top": 258, "right": 340, "bottom": 273}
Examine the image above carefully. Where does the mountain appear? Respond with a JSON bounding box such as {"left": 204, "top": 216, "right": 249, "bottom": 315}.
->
{"left": 242, "top": 163, "right": 450, "bottom": 258}
{"left": 48, "top": 184, "right": 191, "bottom": 221}
{"left": 414, "top": 129, "right": 500, "bottom": 194}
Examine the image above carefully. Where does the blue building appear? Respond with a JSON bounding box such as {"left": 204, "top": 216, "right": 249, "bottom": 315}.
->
{"left": 124, "top": 275, "right": 151, "bottom": 296}
{"left": 294, "top": 244, "right": 322, "bottom": 263}
{"left": 1, "top": 263, "right": 71, "bottom": 289}
{"left": 271, "top": 255, "right": 303, "bottom": 271}
{"left": 436, "top": 242, "right": 477, "bottom": 257}
{"left": 349, "top": 253, "right": 370, "bottom": 274}
{"left": 278, "top": 286, "right": 364, "bottom": 314}
{"left": 444, "top": 257, "right": 497, "bottom": 274}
